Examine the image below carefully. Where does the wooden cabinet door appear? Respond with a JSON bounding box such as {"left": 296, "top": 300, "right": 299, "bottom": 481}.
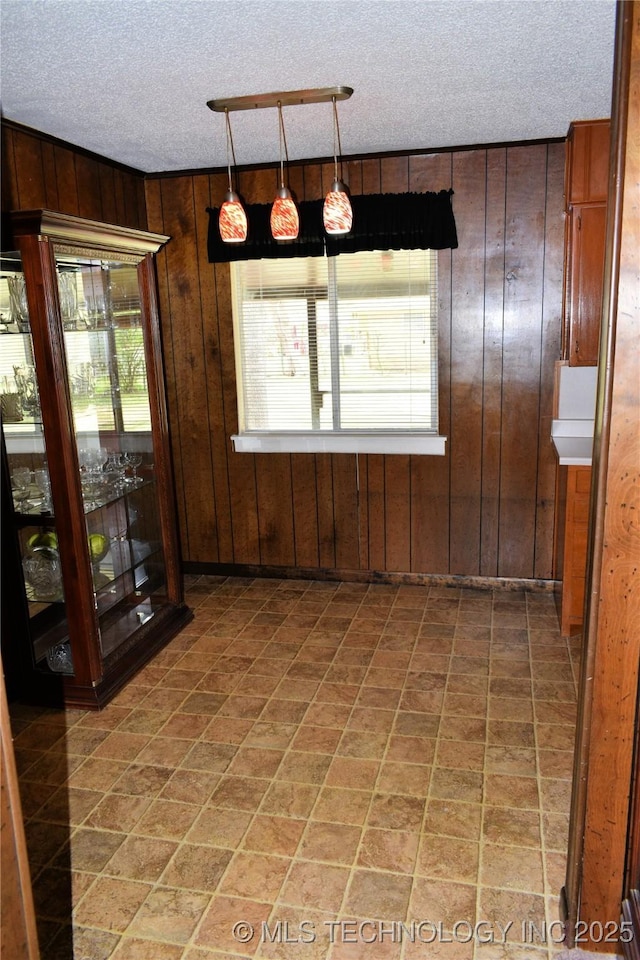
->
{"left": 566, "top": 120, "right": 611, "bottom": 204}
{"left": 567, "top": 202, "right": 607, "bottom": 365}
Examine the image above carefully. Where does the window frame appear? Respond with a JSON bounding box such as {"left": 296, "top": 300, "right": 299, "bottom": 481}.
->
{"left": 229, "top": 249, "right": 447, "bottom": 456}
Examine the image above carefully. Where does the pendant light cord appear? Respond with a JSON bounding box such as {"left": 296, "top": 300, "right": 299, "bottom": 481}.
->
{"left": 224, "top": 107, "right": 238, "bottom": 193}
{"left": 332, "top": 96, "right": 344, "bottom": 182}
{"left": 277, "top": 101, "right": 290, "bottom": 190}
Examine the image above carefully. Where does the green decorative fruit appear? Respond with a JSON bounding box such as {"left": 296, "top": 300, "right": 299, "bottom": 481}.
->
{"left": 88, "top": 533, "right": 109, "bottom": 564}
{"left": 27, "top": 532, "right": 57, "bottom": 551}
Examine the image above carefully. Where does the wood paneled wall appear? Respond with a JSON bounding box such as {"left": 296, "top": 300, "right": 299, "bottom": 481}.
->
{"left": 1, "top": 121, "right": 565, "bottom": 581}
{"left": 1, "top": 122, "right": 146, "bottom": 229}
{"left": 145, "top": 142, "right": 565, "bottom": 581}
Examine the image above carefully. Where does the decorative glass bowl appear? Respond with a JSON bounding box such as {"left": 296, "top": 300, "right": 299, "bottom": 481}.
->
{"left": 45, "top": 642, "right": 74, "bottom": 675}
{"left": 22, "top": 546, "right": 63, "bottom": 602}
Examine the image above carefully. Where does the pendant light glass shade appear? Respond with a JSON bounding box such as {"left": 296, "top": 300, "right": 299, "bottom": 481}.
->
{"left": 323, "top": 180, "right": 353, "bottom": 235}
{"left": 219, "top": 109, "right": 247, "bottom": 243}
{"left": 219, "top": 190, "right": 248, "bottom": 243}
{"left": 271, "top": 103, "right": 299, "bottom": 241}
{"left": 323, "top": 96, "right": 352, "bottom": 236}
{"left": 271, "top": 186, "right": 299, "bottom": 241}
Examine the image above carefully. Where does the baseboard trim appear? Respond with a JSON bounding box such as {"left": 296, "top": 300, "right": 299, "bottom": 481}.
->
{"left": 182, "top": 561, "right": 559, "bottom": 594}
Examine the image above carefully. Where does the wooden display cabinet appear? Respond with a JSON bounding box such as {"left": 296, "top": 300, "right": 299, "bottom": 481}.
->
{"left": 1, "top": 210, "right": 192, "bottom": 709}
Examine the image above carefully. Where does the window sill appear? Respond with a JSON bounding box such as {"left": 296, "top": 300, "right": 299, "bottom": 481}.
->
{"left": 231, "top": 432, "right": 447, "bottom": 455}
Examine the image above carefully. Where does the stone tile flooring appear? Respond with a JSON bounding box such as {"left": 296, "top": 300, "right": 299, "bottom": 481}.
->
{"left": 10, "top": 575, "right": 581, "bottom": 959}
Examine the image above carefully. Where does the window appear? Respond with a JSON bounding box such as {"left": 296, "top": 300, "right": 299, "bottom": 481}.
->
{"left": 230, "top": 249, "right": 445, "bottom": 454}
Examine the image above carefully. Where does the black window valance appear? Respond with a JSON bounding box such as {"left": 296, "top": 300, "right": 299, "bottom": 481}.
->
{"left": 207, "top": 189, "right": 457, "bottom": 263}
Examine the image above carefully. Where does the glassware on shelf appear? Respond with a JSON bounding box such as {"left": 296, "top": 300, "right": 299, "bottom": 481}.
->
{"left": 13, "top": 364, "right": 40, "bottom": 418}
{"left": 22, "top": 545, "right": 63, "bottom": 602}
{"left": 11, "top": 466, "right": 32, "bottom": 510}
{"left": 80, "top": 474, "right": 102, "bottom": 510}
{"left": 79, "top": 447, "right": 108, "bottom": 509}
{"left": 123, "top": 452, "right": 143, "bottom": 486}
{"left": 33, "top": 467, "right": 53, "bottom": 513}
{"left": 45, "top": 642, "right": 74, "bottom": 675}
{"left": 7, "top": 275, "right": 30, "bottom": 332}
{"left": 79, "top": 446, "right": 108, "bottom": 473}
{"left": 104, "top": 451, "right": 127, "bottom": 494}
{"left": 58, "top": 272, "right": 79, "bottom": 330}
{"left": 0, "top": 376, "right": 23, "bottom": 422}
{"left": 1, "top": 393, "right": 23, "bottom": 422}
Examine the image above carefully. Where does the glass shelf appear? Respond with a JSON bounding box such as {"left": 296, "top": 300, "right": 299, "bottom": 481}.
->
{"left": 32, "top": 609, "right": 72, "bottom": 666}
{"left": 94, "top": 538, "right": 161, "bottom": 593}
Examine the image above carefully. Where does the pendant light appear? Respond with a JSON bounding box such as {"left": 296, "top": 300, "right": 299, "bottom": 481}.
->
{"left": 219, "top": 108, "right": 247, "bottom": 243}
{"left": 323, "top": 95, "right": 353, "bottom": 236}
{"left": 271, "top": 102, "right": 299, "bottom": 241}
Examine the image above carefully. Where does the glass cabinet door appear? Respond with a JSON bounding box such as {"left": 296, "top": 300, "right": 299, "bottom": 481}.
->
{"left": 56, "top": 251, "right": 170, "bottom": 662}
{"left": 1, "top": 252, "right": 70, "bottom": 672}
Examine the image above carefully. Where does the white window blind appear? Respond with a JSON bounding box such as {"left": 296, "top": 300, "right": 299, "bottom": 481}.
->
{"left": 230, "top": 249, "right": 445, "bottom": 455}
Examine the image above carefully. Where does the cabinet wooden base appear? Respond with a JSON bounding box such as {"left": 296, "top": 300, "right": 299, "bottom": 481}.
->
{"left": 23, "top": 602, "right": 193, "bottom": 710}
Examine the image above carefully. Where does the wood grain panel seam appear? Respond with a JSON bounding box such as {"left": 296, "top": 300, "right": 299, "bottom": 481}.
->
{"left": 479, "top": 146, "right": 507, "bottom": 576}
{"left": 495, "top": 146, "right": 510, "bottom": 575}
{"left": 6, "top": 127, "right": 19, "bottom": 208}
{"left": 288, "top": 453, "right": 297, "bottom": 565}
{"left": 191, "top": 174, "right": 220, "bottom": 552}
{"left": 213, "top": 262, "right": 236, "bottom": 562}
{"left": 446, "top": 149, "right": 454, "bottom": 576}
{"left": 36, "top": 138, "right": 47, "bottom": 211}
{"left": 54, "top": 144, "right": 80, "bottom": 215}
{"left": 219, "top": 255, "right": 247, "bottom": 562}
{"left": 158, "top": 179, "right": 192, "bottom": 558}
{"left": 479, "top": 148, "right": 489, "bottom": 576}
{"left": 533, "top": 143, "right": 550, "bottom": 577}
{"left": 330, "top": 454, "right": 338, "bottom": 569}
{"left": 382, "top": 456, "right": 387, "bottom": 570}
{"left": 407, "top": 454, "right": 415, "bottom": 575}
{"left": 536, "top": 142, "right": 565, "bottom": 578}
{"left": 201, "top": 179, "right": 224, "bottom": 560}
{"left": 447, "top": 154, "right": 455, "bottom": 573}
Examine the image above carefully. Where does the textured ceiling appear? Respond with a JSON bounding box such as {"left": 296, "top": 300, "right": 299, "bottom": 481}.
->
{"left": 0, "top": 0, "right": 616, "bottom": 174}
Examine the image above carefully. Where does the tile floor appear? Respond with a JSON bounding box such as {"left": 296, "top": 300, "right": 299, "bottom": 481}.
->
{"left": 10, "top": 575, "right": 581, "bottom": 960}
